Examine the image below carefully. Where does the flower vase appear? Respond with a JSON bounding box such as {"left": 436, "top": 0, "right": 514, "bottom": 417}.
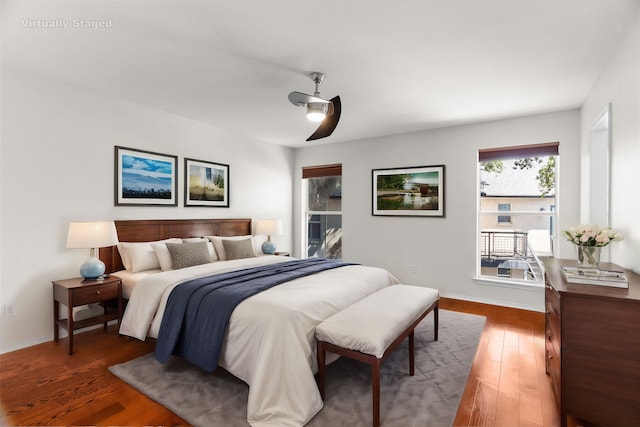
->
{"left": 576, "top": 245, "right": 601, "bottom": 269}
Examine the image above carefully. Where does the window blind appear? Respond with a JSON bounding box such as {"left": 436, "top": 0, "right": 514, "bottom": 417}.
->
{"left": 302, "top": 164, "right": 342, "bottom": 179}
{"left": 478, "top": 142, "right": 559, "bottom": 162}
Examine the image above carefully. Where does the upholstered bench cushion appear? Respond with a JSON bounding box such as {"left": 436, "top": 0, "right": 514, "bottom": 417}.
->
{"left": 315, "top": 284, "right": 439, "bottom": 358}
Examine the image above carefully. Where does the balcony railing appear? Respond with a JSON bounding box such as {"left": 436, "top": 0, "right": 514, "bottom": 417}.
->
{"left": 480, "top": 230, "right": 546, "bottom": 282}
{"left": 481, "top": 230, "right": 528, "bottom": 260}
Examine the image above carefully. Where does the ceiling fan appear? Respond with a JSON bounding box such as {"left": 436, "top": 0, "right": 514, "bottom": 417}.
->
{"left": 288, "top": 72, "right": 341, "bottom": 141}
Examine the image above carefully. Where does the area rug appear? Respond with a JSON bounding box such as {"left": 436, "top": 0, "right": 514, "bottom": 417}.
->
{"left": 109, "top": 309, "right": 485, "bottom": 427}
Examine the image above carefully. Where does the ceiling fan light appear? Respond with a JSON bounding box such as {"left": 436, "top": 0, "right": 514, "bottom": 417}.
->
{"left": 306, "top": 102, "right": 327, "bottom": 122}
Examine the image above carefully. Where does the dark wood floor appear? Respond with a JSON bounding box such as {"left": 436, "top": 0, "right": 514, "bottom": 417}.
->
{"left": 1, "top": 298, "right": 561, "bottom": 426}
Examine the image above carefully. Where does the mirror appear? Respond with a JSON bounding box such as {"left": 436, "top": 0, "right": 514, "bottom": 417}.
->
{"left": 588, "top": 104, "right": 611, "bottom": 253}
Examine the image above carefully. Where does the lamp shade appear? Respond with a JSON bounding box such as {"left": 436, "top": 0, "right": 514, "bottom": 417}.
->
{"left": 254, "top": 219, "right": 283, "bottom": 237}
{"left": 255, "top": 219, "right": 283, "bottom": 255}
{"left": 66, "top": 221, "right": 119, "bottom": 248}
{"left": 66, "top": 221, "right": 118, "bottom": 279}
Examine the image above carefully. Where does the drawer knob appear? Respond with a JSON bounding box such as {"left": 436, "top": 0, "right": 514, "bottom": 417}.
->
{"left": 96, "top": 290, "right": 101, "bottom": 295}
{"left": 548, "top": 354, "right": 553, "bottom": 360}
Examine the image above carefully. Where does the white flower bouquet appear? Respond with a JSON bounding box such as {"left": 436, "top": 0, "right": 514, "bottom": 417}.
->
{"left": 562, "top": 224, "right": 623, "bottom": 268}
{"left": 562, "top": 224, "right": 623, "bottom": 247}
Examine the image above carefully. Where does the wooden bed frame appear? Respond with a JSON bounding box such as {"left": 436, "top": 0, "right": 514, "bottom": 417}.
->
{"left": 99, "top": 218, "right": 252, "bottom": 274}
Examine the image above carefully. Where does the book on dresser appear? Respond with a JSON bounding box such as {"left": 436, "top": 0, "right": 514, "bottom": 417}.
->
{"left": 561, "top": 265, "right": 629, "bottom": 288}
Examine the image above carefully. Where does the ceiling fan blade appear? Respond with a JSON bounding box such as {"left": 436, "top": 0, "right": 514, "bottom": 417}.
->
{"left": 288, "top": 91, "right": 331, "bottom": 107}
{"left": 306, "top": 96, "right": 341, "bottom": 141}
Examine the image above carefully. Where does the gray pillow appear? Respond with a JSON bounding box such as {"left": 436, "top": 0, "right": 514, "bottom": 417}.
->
{"left": 221, "top": 238, "right": 256, "bottom": 260}
{"left": 166, "top": 241, "right": 211, "bottom": 269}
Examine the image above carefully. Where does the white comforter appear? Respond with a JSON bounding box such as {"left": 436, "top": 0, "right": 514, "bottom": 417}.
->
{"left": 119, "top": 256, "right": 399, "bottom": 426}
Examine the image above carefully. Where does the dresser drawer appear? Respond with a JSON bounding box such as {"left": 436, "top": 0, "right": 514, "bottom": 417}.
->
{"left": 545, "top": 283, "right": 561, "bottom": 356}
{"left": 564, "top": 348, "right": 640, "bottom": 427}
{"left": 72, "top": 282, "right": 120, "bottom": 305}
{"left": 545, "top": 282, "right": 561, "bottom": 320}
{"left": 546, "top": 340, "right": 561, "bottom": 404}
{"left": 563, "top": 295, "right": 640, "bottom": 358}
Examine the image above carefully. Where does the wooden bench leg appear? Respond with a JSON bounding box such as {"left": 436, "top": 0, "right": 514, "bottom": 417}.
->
{"left": 317, "top": 340, "right": 326, "bottom": 400}
{"left": 434, "top": 304, "right": 439, "bottom": 341}
{"left": 372, "top": 358, "right": 381, "bottom": 427}
{"left": 409, "top": 329, "right": 415, "bottom": 376}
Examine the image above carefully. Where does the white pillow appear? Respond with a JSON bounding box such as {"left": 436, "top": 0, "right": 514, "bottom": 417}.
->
{"left": 124, "top": 244, "right": 160, "bottom": 273}
{"left": 118, "top": 238, "right": 181, "bottom": 272}
{"left": 151, "top": 242, "right": 174, "bottom": 271}
{"left": 208, "top": 235, "right": 262, "bottom": 260}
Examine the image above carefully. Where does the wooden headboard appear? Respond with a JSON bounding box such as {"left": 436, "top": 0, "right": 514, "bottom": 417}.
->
{"left": 99, "top": 218, "right": 252, "bottom": 274}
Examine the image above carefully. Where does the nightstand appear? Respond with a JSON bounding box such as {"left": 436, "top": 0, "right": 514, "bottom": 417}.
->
{"left": 52, "top": 275, "right": 122, "bottom": 355}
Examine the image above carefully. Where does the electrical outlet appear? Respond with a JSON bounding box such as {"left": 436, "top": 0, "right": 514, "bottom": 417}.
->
{"left": 3, "top": 304, "right": 16, "bottom": 316}
{"left": 409, "top": 264, "right": 417, "bottom": 274}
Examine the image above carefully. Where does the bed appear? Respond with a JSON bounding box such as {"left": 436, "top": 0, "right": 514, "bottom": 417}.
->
{"left": 99, "top": 219, "right": 399, "bottom": 427}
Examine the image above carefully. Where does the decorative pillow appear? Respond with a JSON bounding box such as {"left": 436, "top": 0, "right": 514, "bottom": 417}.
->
{"left": 118, "top": 238, "right": 181, "bottom": 272}
{"left": 208, "top": 235, "right": 260, "bottom": 260}
{"left": 221, "top": 238, "right": 256, "bottom": 261}
{"left": 182, "top": 237, "right": 218, "bottom": 261}
{"left": 165, "top": 241, "right": 211, "bottom": 269}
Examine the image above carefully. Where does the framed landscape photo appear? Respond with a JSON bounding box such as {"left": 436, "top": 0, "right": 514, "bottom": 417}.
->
{"left": 184, "top": 158, "right": 229, "bottom": 207}
{"left": 114, "top": 146, "right": 178, "bottom": 206}
{"left": 372, "top": 165, "right": 445, "bottom": 217}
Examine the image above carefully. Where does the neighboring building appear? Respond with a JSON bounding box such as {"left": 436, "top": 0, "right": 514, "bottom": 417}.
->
{"left": 480, "top": 159, "right": 555, "bottom": 233}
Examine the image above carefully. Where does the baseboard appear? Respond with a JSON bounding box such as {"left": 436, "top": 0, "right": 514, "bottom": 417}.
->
{"left": 0, "top": 320, "right": 119, "bottom": 355}
{"left": 0, "top": 334, "right": 52, "bottom": 355}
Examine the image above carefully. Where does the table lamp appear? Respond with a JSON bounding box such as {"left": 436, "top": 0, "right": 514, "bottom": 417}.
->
{"left": 255, "top": 219, "right": 283, "bottom": 254}
{"left": 66, "top": 221, "right": 119, "bottom": 279}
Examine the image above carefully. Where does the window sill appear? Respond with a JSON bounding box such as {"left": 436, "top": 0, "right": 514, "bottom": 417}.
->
{"left": 473, "top": 276, "right": 544, "bottom": 290}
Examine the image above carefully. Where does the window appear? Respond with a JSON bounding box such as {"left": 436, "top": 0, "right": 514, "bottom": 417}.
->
{"left": 497, "top": 203, "right": 511, "bottom": 224}
{"left": 303, "top": 164, "right": 342, "bottom": 259}
{"left": 478, "top": 142, "right": 558, "bottom": 284}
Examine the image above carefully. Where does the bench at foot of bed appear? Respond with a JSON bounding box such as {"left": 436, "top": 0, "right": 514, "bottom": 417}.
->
{"left": 315, "top": 284, "right": 439, "bottom": 427}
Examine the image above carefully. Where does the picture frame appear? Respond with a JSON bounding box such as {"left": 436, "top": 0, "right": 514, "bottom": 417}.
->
{"left": 372, "top": 165, "right": 445, "bottom": 217}
{"left": 184, "top": 157, "right": 229, "bottom": 207}
{"left": 114, "top": 146, "right": 178, "bottom": 206}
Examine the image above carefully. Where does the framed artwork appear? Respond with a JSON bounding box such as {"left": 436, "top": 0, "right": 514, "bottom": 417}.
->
{"left": 184, "top": 158, "right": 229, "bottom": 207}
{"left": 114, "top": 146, "right": 178, "bottom": 206}
{"left": 372, "top": 165, "right": 445, "bottom": 217}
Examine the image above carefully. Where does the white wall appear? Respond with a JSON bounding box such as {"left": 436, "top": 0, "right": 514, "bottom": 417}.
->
{"left": 294, "top": 110, "right": 581, "bottom": 311}
{"left": 4, "top": 8, "right": 636, "bottom": 352}
{"left": 580, "top": 3, "right": 640, "bottom": 272}
{"left": 0, "top": 67, "right": 294, "bottom": 353}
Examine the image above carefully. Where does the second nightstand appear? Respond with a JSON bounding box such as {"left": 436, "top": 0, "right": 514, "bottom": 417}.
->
{"left": 52, "top": 275, "right": 122, "bottom": 355}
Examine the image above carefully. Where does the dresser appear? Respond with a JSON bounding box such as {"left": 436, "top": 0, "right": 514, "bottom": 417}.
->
{"left": 543, "top": 258, "right": 640, "bottom": 427}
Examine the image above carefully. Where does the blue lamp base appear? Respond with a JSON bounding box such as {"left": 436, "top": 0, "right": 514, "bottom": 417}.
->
{"left": 262, "top": 239, "right": 276, "bottom": 255}
{"left": 80, "top": 255, "right": 106, "bottom": 280}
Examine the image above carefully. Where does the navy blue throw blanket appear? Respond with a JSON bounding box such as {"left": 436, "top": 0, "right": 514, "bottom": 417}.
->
{"left": 155, "top": 258, "right": 354, "bottom": 371}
